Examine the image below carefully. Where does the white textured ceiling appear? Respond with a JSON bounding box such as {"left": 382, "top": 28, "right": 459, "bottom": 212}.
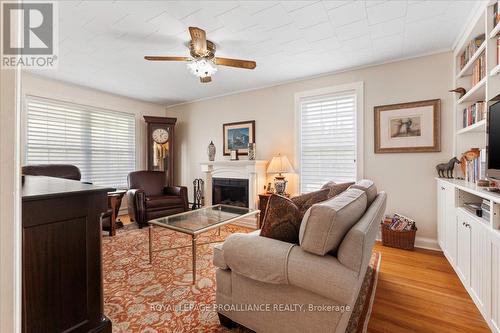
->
{"left": 28, "top": 0, "right": 479, "bottom": 106}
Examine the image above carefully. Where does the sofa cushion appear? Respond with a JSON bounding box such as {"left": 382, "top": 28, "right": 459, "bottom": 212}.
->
{"left": 350, "top": 179, "right": 377, "bottom": 205}
{"left": 146, "top": 195, "right": 184, "bottom": 209}
{"left": 321, "top": 181, "right": 355, "bottom": 198}
{"left": 299, "top": 189, "right": 368, "bottom": 256}
{"left": 260, "top": 195, "right": 301, "bottom": 243}
{"left": 291, "top": 188, "right": 330, "bottom": 219}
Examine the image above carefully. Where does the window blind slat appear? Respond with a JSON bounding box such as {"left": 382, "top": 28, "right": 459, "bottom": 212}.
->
{"left": 26, "top": 96, "right": 136, "bottom": 188}
{"left": 300, "top": 91, "right": 357, "bottom": 193}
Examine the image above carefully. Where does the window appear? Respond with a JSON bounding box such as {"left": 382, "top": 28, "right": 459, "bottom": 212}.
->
{"left": 25, "top": 96, "right": 136, "bottom": 188}
{"left": 296, "top": 83, "right": 363, "bottom": 193}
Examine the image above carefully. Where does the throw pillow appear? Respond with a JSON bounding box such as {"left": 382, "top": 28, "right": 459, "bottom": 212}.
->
{"left": 321, "top": 181, "right": 355, "bottom": 198}
{"left": 260, "top": 194, "right": 301, "bottom": 243}
{"left": 291, "top": 188, "right": 330, "bottom": 219}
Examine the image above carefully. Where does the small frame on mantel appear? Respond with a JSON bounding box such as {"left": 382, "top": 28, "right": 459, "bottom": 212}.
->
{"left": 374, "top": 99, "right": 441, "bottom": 153}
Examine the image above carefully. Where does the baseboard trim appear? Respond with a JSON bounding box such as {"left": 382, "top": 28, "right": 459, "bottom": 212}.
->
{"left": 376, "top": 235, "right": 442, "bottom": 251}
{"left": 414, "top": 237, "right": 441, "bottom": 251}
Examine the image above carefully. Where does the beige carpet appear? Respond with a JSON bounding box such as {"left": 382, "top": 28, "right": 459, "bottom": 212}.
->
{"left": 102, "top": 224, "right": 380, "bottom": 333}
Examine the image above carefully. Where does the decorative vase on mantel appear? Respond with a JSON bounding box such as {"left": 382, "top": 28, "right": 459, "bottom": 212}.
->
{"left": 207, "top": 141, "right": 216, "bottom": 161}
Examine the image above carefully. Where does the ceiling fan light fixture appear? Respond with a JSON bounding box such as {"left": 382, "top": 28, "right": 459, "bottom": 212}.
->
{"left": 186, "top": 58, "right": 217, "bottom": 78}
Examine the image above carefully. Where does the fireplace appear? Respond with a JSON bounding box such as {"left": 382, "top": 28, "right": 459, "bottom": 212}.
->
{"left": 201, "top": 160, "right": 268, "bottom": 228}
{"left": 212, "top": 178, "right": 249, "bottom": 208}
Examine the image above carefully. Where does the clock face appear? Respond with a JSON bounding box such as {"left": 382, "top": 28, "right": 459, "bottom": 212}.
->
{"left": 152, "top": 128, "right": 169, "bottom": 144}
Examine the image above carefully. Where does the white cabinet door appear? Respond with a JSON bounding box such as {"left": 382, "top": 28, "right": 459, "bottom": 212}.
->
{"left": 491, "top": 232, "right": 500, "bottom": 333}
{"left": 445, "top": 185, "right": 457, "bottom": 264}
{"left": 437, "top": 182, "right": 446, "bottom": 250}
{"left": 470, "top": 220, "right": 491, "bottom": 319}
{"left": 456, "top": 211, "right": 471, "bottom": 285}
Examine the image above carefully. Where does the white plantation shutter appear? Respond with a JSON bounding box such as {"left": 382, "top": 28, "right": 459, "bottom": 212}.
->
{"left": 299, "top": 91, "right": 357, "bottom": 193}
{"left": 25, "top": 96, "right": 136, "bottom": 188}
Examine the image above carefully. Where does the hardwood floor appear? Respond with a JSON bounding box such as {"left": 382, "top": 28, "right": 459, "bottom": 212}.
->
{"left": 369, "top": 243, "right": 490, "bottom": 333}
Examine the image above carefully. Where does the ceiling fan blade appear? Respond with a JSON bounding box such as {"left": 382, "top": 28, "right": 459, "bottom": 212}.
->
{"left": 189, "top": 27, "right": 207, "bottom": 55}
{"left": 144, "top": 56, "right": 189, "bottom": 61}
{"left": 215, "top": 57, "right": 256, "bottom": 69}
{"left": 200, "top": 76, "right": 212, "bottom": 83}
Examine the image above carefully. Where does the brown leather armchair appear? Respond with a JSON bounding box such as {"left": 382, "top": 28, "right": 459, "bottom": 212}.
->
{"left": 127, "top": 171, "right": 189, "bottom": 228}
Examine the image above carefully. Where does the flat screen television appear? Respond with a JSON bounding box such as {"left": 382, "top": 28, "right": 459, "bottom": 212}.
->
{"left": 488, "top": 101, "right": 500, "bottom": 180}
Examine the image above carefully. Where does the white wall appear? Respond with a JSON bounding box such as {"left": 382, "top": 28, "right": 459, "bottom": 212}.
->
{"left": 21, "top": 73, "right": 167, "bottom": 171}
{"left": 0, "top": 66, "right": 22, "bottom": 332}
{"left": 166, "top": 52, "right": 454, "bottom": 247}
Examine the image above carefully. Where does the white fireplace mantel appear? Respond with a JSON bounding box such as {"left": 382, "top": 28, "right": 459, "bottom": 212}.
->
{"left": 200, "top": 160, "right": 268, "bottom": 228}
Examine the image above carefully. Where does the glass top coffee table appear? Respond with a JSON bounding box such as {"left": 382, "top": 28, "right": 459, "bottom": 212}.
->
{"left": 147, "top": 204, "right": 260, "bottom": 284}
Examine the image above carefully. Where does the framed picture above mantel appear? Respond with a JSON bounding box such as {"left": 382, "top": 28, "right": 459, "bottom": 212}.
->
{"left": 223, "top": 120, "right": 255, "bottom": 156}
{"left": 374, "top": 99, "right": 441, "bottom": 153}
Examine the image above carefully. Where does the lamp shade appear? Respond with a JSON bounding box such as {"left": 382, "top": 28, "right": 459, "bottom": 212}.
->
{"left": 267, "top": 154, "right": 295, "bottom": 174}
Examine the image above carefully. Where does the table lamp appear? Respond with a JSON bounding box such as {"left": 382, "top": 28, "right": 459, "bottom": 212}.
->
{"left": 267, "top": 154, "right": 295, "bottom": 195}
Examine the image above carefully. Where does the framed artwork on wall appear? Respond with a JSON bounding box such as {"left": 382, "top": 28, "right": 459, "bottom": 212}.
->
{"left": 374, "top": 99, "right": 441, "bottom": 153}
{"left": 223, "top": 120, "right": 255, "bottom": 156}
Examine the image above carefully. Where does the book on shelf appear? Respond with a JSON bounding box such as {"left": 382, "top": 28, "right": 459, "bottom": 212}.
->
{"left": 459, "top": 34, "right": 485, "bottom": 70}
{"left": 497, "top": 37, "right": 500, "bottom": 66}
{"left": 464, "top": 148, "right": 487, "bottom": 184}
{"left": 494, "top": 1, "right": 500, "bottom": 29}
{"left": 462, "top": 101, "right": 486, "bottom": 128}
{"left": 471, "top": 52, "right": 486, "bottom": 86}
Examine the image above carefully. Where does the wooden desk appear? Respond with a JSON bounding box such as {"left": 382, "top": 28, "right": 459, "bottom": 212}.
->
{"left": 22, "top": 176, "right": 113, "bottom": 333}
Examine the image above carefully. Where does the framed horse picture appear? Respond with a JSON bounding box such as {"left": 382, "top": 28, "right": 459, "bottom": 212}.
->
{"left": 374, "top": 99, "right": 441, "bottom": 153}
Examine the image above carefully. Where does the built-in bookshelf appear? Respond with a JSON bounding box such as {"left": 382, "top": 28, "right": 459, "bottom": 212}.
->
{"left": 453, "top": 1, "right": 500, "bottom": 179}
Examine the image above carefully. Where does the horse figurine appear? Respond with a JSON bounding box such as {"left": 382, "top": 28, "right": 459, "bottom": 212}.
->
{"left": 436, "top": 157, "right": 461, "bottom": 178}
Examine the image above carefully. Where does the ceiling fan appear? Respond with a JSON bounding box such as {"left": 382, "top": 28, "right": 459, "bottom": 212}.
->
{"left": 144, "top": 27, "right": 257, "bottom": 83}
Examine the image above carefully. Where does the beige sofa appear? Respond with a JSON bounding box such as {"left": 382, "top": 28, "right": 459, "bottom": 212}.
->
{"left": 213, "top": 180, "right": 387, "bottom": 333}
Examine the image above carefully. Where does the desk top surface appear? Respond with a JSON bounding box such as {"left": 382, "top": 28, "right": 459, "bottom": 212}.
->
{"left": 22, "top": 176, "right": 114, "bottom": 201}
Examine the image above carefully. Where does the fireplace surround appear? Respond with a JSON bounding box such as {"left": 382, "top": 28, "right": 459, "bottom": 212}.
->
{"left": 200, "top": 160, "right": 267, "bottom": 228}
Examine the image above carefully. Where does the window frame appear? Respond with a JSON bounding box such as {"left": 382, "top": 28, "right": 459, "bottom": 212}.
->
{"left": 294, "top": 82, "right": 364, "bottom": 193}
{"left": 23, "top": 95, "right": 138, "bottom": 189}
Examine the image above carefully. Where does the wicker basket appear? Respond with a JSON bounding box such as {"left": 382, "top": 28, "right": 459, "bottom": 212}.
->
{"left": 381, "top": 220, "right": 417, "bottom": 250}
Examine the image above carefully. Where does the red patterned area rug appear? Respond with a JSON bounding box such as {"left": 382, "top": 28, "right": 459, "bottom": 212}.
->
{"left": 102, "top": 224, "right": 381, "bottom": 333}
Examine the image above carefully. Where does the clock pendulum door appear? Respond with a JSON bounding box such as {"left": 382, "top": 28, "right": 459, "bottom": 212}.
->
{"left": 144, "top": 116, "right": 177, "bottom": 186}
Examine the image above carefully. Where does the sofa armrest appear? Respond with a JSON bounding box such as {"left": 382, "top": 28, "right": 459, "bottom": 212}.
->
{"left": 126, "top": 189, "right": 146, "bottom": 225}
{"left": 163, "top": 186, "right": 189, "bottom": 211}
{"left": 213, "top": 244, "right": 228, "bottom": 270}
{"left": 223, "top": 233, "right": 295, "bottom": 284}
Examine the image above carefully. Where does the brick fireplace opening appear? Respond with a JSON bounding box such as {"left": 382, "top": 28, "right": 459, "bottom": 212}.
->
{"left": 212, "top": 178, "right": 249, "bottom": 208}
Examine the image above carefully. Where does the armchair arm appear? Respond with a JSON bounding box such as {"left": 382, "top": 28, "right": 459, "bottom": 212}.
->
{"left": 222, "top": 232, "right": 295, "bottom": 284}
{"left": 163, "top": 185, "right": 189, "bottom": 211}
{"left": 126, "top": 189, "right": 146, "bottom": 226}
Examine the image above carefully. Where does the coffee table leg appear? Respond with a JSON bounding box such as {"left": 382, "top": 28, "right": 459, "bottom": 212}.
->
{"left": 149, "top": 225, "right": 153, "bottom": 264}
{"left": 191, "top": 235, "right": 197, "bottom": 284}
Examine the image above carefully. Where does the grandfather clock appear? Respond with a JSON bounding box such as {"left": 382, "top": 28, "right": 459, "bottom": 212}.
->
{"left": 144, "top": 116, "right": 176, "bottom": 186}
